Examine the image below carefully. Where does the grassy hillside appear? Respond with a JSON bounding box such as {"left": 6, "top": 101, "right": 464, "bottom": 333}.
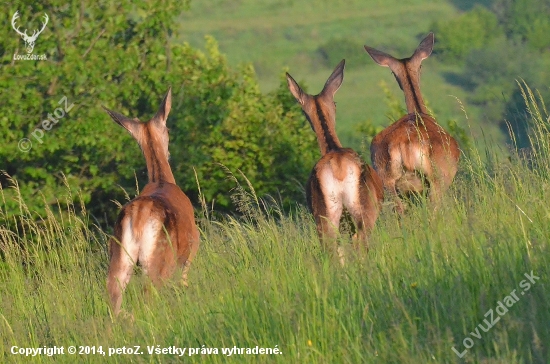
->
{"left": 177, "top": 0, "right": 505, "bottom": 149}
{"left": 0, "top": 88, "right": 549, "bottom": 363}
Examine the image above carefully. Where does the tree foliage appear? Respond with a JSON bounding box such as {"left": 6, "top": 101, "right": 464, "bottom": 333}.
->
{"left": 0, "top": 0, "right": 316, "bottom": 226}
{"left": 493, "top": 0, "right": 550, "bottom": 51}
{"left": 433, "top": 0, "right": 550, "bottom": 148}
{"left": 168, "top": 49, "right": 318, "bottom": 210}
{"left": 432, "top": 5, "right": 502, "bottom": 62}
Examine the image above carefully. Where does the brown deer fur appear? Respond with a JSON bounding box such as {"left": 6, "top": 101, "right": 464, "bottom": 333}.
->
{"left": 286, "top": 60, "right": 383, "bottom": 253}
{"left": 103, "top": 88, "right": 199, "bottom": 316}
{"left": 364, "top": 33, "right": 460, "bottom": 213}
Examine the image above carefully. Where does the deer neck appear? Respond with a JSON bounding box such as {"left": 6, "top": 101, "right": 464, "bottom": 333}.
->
{"left": 308, "top": 99, "right": 342, "bottom": 155}
{"left": 141, "top": 131, "right": 175, "bottom": 185}
{"left": 400, "top": 64, "right": 428, "bottom": 115}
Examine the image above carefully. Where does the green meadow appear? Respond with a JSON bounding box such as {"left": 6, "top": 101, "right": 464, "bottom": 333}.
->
{"left": 1, "top": 86, "right": 549, "bottom": 362}
{"left": 178, "top": 0, "right": 504, "bottom": 149}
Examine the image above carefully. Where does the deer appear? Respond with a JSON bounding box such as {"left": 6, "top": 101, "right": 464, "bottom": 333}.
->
{"left": 286, "top": 59, "right": 384, "bottom": 259}
{"left": 364, "top": 33, "right": 460, "bottom": 214}
{"left": 11, "top": 11, "right": 48, "bottom": 54}
{"left": 103, "top": 88, "right": 200, "bottom": 316}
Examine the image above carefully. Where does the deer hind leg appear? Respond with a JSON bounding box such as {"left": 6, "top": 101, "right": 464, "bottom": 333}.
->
{"left": 427, "top": 177, "right": 442, "bottom": 212}
{"left": 137, "top": 219, "right": 169, "bottom": 300}
{"left": 182, "top": 230, "right": 200, "bottom": 288}
{"left": 346, "top": 187, "right": 380, "bottom": 253}
{"left": 428, "top": 153, "right": 458, "bottom": 211}
{"left": 428, "top": 172, "right": 454, "bottom": 213}
{"left": 423, "top": 160, "right": 446, "bottom": 212}
{"left": 107, "top": 219, "right": 140, "bottom": 316}
{"left": 382, "top": 177, "right": 404, "bottom": 214}
{"left": 380, "top": 151, "right": 405, "bottom": 214}
{"left": 308, "top": 173, "right": 343, "bottom": 263}
{"left": 318, "top": 194, "right": 344, "bottom": 265}
{"left": 312, "top": 193, "right": 341, "bottom": 252}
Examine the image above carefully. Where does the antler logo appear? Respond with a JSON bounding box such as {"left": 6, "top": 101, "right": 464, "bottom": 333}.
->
{"left": 11, "top": 11, "right": 49, "bottom": 54}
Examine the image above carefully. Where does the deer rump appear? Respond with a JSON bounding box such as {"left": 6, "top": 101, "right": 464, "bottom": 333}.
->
{"left": 109, "top": 183, "right": 197, "bottom": 282}
{"left": 370, "top": 113, "right": 460, "bottom": 198}
{"left": 307, "top": 148, "right": 383, "bottom": 224}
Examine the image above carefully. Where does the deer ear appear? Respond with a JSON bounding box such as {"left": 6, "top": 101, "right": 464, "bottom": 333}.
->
{"left": 152, "top": 87, "right": 172, "bottom": 126}
{"left": 412, "top": 33, "right": 434, "bottom": 63}
{"left": 286, "top": 72, "right": 307, "bottom": 106}
{"left": 364, "top": 46, "right": 397, "bottom": 68}
{"left": 322, "top": 59, "right": 345, "bottom": 97}
{"left": 103, "top": 106, "right": 141, "bottom": 137}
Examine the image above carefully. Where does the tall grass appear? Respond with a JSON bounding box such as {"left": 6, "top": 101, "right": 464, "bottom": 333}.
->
{"left": 1, "top": 92, "right": 549, "bottom": 363}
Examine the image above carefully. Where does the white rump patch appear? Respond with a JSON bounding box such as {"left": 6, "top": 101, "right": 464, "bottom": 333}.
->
{"left": 116, "top": 218, "right": 140, "bottom": 287}
{"left": 319, "top": 163, "right": 361, "bottom": 224}
{"left": 138, "top": 218, "right": 162, "bottom": 274}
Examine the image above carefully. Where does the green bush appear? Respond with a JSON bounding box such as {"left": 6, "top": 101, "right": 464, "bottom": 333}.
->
{"left": 493, "top": 0, "right": 550, "bottom": 51}
{"left": 169, "top": 50, "right": 318, "bottom": 210}
{"left": 461, "top": 39, "right": 550, "bottom": 147}
{"left": 432, "top": 5, "right": 503, "bottom": 62}
{"left": 437, "top": 0, "right": 550, "bottom": 148}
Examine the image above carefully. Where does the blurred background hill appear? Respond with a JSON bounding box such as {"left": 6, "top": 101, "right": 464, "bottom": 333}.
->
{"left": 179, "top": 0, "right": 550, "bottom": 150}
